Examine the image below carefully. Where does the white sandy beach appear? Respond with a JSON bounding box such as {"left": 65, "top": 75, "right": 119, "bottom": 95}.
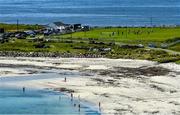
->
{"left": 0, "top": 57, "right": 180, "bottom": 115}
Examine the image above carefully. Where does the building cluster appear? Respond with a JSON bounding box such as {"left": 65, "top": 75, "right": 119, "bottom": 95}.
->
{"left": 44, "top": 21, "right": 90, "bottom": 35}
{"left": 0, "top": 21, "right": 90, "bottom": 42}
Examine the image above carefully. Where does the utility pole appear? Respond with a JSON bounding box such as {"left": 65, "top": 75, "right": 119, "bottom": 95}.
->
{"left": 16, "top": 19, "right": 19, "bottom": 32}
{"left": 150, "top": 17, "right": 153, "bottom": 27}
{"left": 71, "top": 33, "right": 72, "bottom": 38}
{"left": 126, "top": 16, "right": 128, "bottom": 39}
{"left": 126, "top": 26, "right": 128, "bottom": 39}
{"left": 150, "top": 17, "right": 153, "bottom": 33}
{"left": 84, "top": 31, "right": 87, "bottom": 37}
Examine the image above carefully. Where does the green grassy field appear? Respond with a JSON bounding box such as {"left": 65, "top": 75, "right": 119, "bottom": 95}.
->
{"left": 0, "top": 23, "right": 43, "bottom": 32}
{"left": 0, "top": 39, "right": 94, "bottom": 53}
{"left": 53, "top": 27, "right": 180, "bottom": 45}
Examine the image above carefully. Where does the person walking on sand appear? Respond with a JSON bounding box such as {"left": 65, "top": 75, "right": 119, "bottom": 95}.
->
{"left": 64, "top": 77, "right": 67, "bottom": 82}
{"left": 99, "top": 102, "right": 101, "bottom": 111}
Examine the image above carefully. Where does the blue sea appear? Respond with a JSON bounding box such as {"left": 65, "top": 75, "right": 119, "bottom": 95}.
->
{"left": 0, "top": 0, "right": 180, "bottom": 26}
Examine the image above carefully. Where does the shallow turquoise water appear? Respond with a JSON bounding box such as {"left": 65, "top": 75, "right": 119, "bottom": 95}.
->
{"left": 0, "top": 87, "right": 100, "bottom": 114}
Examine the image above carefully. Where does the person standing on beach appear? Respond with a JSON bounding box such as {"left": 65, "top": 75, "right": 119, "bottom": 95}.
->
{"left": 78, "top": 104, "right": 81, "bottom": 112}
{"left": 23, "top": 87, "right": 25, "bottom": 93}
{"left": 71, "top": 93, "right": 73, "bottom": 101}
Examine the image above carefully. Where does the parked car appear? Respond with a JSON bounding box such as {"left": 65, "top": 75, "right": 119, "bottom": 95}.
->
{"left": 15, "top": 32, "right": 27, "bottom": 39}
{"left": 148, "top": 43, "right": 157, "bottom": 48}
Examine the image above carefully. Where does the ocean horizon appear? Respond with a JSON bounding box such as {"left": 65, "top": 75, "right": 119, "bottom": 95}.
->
{"left": 0, "top": 0, "right": 180, "bottom": 26}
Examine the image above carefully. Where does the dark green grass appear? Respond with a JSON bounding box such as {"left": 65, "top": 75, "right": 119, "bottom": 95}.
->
{"left": 169, "top": 43, "right": 180, "bottom": 52}
{"left": 0, "top": 39, "right": 179, "bottom": 64}
{"left": 0, "top": 23, "right": 43, "bottom": 32}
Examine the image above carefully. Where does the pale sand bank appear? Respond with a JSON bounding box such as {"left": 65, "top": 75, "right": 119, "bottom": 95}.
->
{"left": 0, "top": 57, "right": 180, "bottom": 114}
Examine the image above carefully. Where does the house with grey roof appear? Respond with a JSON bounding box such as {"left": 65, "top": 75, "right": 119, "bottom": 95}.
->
{"left": 46, "top": 21, "right": 73, "bottom": 33}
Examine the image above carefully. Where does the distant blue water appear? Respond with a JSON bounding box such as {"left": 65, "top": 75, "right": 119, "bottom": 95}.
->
{"left": 0, "top": 87, "right": 100, "bottom": 114}
{"left": 0, "top": 0, "right": 180, "bottom": 26}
